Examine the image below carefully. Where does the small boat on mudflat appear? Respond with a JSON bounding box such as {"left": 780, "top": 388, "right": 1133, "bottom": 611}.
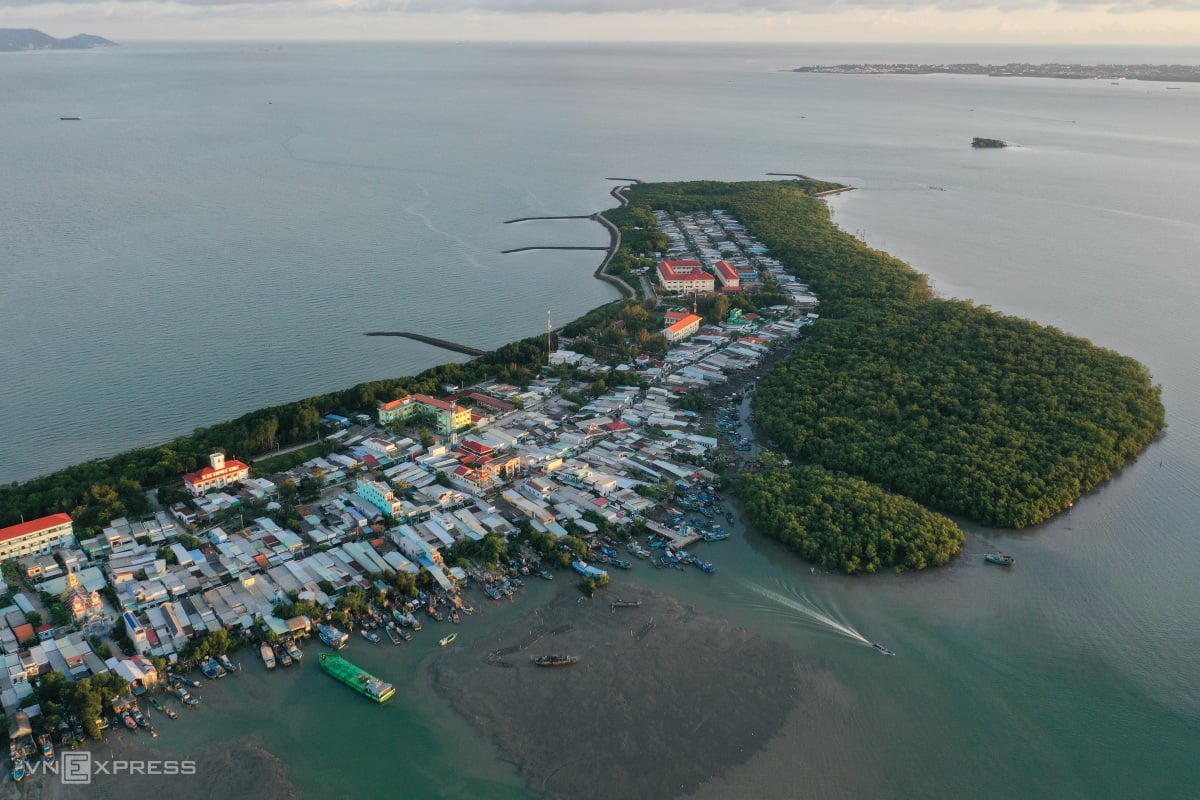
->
{"left": 532, "top": 654, "right": 580, "bottom": 667}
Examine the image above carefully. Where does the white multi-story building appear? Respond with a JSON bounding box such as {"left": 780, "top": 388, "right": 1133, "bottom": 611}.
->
{"left": 0, "top": 514, "right": 76, "bottom": 562}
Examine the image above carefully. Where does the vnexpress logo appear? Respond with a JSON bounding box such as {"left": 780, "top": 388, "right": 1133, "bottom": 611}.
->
{"left": 60, "top": 751, "right": 92, "bottom": 785}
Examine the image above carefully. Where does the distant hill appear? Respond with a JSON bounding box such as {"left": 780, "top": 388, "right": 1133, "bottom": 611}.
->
{"left": 0, "top": 28, "right": 117, "bottom": 52}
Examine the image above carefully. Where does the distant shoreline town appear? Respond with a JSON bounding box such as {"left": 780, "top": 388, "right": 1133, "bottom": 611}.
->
{"left": 792, "top": 63, "right": 1200, "bottom": 83}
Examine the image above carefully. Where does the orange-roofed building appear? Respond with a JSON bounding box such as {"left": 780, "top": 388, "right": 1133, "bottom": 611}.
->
{"left": 713, "top": 260, "right": 741, "bottom": 292}
{"left": 656, "top": 260, "right": 715, "bottom": 293}
{"left": 0, "top": 513, "right": 75, "bottom": 561}
{"left": 663, "top": 313, "right": 704, "bottom": 343}
{"left": 183, "top": 452, "right": 251, "bottom": 497}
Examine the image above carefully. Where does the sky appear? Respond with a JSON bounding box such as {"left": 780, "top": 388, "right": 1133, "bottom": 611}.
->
{"left": 4, "top": 0, "right": 1200, "bottom": 44}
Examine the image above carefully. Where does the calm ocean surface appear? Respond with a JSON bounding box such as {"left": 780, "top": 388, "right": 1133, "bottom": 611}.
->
{"left": 4, "top": 42, "right": 1200, "bottom": 799}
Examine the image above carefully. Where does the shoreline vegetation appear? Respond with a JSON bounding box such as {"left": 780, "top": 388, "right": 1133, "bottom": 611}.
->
{"left": 1, "top": 178, "right": 1164, "bottom": 559}
{"left": 792, "top": 63, "right": 1200, "bottom": 83}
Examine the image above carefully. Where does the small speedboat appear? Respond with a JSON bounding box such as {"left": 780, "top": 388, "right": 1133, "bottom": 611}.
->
{"left": 439, "top": 633, "right": 457, "bottom": 647}
{"left": 985, "top": 552, "right": 1015, "bottom": 567}
{"left": 872, "top": 642, "right": 897, "bottom": 657}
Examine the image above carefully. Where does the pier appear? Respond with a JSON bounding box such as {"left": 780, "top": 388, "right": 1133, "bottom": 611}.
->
{"left": 503, "top": 215, "right": 595, "bottom": 224}
{"left": 500, "top": 245, "right": 610, "bottom": 254}
{"left": 812, "top": 186, "right": 856, "bottom": 197}
{"left": 363, "top": 332, "right": 485, "bottom": 357}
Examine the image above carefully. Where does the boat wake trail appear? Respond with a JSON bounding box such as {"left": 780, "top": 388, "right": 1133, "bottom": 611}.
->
{"left": 740, "top": 579, "right": 870, "bottom": 645}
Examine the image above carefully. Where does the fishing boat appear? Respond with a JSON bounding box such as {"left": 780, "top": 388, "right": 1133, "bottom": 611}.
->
{"left": 361, "top": 629, "right": 381, "bottom": 644}
{"left": 286, "top": 640, "right": 303, "bottom": 662}
{"left": 275, "top": 643, "right": 293, "bottom": 667}
{"left": 531, "top": 654, "right": 580, "bottom": 667}
{"left": 11, "top": 758, "right": 25, "bottom": 783}
{"left": 163, "top": 704, "right": 178, "bottom": 720}
{"left": 439, "top": 632, "right": 457, "bottom": 647}
{"left": 451, "top": 610, "right": 460, "bottom": 624}
{"left": 172, "top": 673, "right": 201, "bottom": 688}
{"left": 261, "top": 642, "right": 277, "bottom": 669}
{"left": 175, "top": 688, "right": 200, "bottom": 706}
{"left": 318, "top": 623, "right": 349, "bottom": 650}
{"left": 40, "top": 734, "right": 55, "bottom": 766}
{"left": 984, "top": 552, "right": 1015, "bottom": 567}
{"left": 385, "top": 624, "right": 404, "bottom": 645}
{"left": 123, "top": 712, "right": 138, "bottom": 730}
{"left": 131, "top": 678, "right": 148, "bottom": 695}
{"left": 318, "top": 653, "right": 395, "bottom": 703}
{"left": 539, "top": 570, "right": 554, "bottom": 580}
{"left": 427, "top": 605, "right": 443, "bottom": 623}
{"left": 218, "top": 654, "right": 237, "bottom": 673}
{"left": 200, "top": 656, "right": 227, "bottom": 679}
{"left": 133, "top": 709, "right": 150, "bottom": 729}
{"left": 872, "top": 642, "right": 897, "bottom": 656}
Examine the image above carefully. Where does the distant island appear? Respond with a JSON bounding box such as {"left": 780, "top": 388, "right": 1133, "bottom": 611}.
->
{"left": 0, "top": 28, "right": 116, "bottom": 52}
{"left": 793, "top": 63, "right": 1200, "bottom": 83}
{"left": 972, "top": 138, "right": 1008, "bottom": 149}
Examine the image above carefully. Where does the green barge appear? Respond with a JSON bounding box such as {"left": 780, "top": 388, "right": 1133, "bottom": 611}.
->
{"left": 318, "top": 653, "right": 396, "bottom": 703}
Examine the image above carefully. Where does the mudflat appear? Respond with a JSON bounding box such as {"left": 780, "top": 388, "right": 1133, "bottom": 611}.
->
{"left": 432, "top": 585, "right": 805, "bottom": 800}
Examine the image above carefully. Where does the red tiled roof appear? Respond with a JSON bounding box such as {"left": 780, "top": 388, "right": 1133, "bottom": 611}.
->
{"left": 12, "top": 623, "right": 34, "bottom": 642}
{"left": 254, "top": 554, "right": 270, "bottom": 568}
{"left": 657, "top": 260, "right": 715, "bottom": 284}
{"left": 468, "top": 392, "right": 514, "bottom": 412}
{"left": 714, "top": 260, "right": 740, "bottom": 281}
{"left": 363, "top": 455, "right": 380, "bottom": 468}
{"left": 603, "top": 421, "right": 633, "bottom": 432}
{"left": 0, "top": 513, "right": 72, "bottom": 544}
{"left": 184, "top": 460, "right": 249, "bottom": 486}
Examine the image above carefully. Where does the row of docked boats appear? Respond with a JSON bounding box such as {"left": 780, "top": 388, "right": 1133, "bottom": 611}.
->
{"left": 9, "top": 735, "right": 56, "bottom": 783}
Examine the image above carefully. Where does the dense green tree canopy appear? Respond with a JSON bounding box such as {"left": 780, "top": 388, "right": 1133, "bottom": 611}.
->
{"left": 736, "top": 465, "right": 964, "bottom": 573}
{"left": 620, "top": 180, "right": 1165, "bottom": 531}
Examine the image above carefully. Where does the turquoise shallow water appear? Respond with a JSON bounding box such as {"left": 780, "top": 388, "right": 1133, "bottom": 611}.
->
{"left": 5, "top": 42, "right": 1200, "bottom": 798}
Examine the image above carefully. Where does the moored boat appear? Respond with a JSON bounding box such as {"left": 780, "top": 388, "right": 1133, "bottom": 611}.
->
{"left": 286, "top": 640, "right": 303, "bottom": 662}
{"left": 985, "top": 552, "right": 1015, "bottom": 567}
{"left": 133, "top": 709, "right": 150, "bottom": 728}
{"left": 40, "top": 734, "right": 55, "bottom": 766}
{"left": 318, "top": 653, "right": 395, "bottom": 703}
{"left": 218, "top": 654, "right": 236, "bottom": 673}
{"left": 275, "top": 643, "right": 293, "bottom": 667}
{"left": 318, "top": 623, "right": 349, "bottom": 650}
{"left": 531, "top": 654, "right": 580, "bottom": 667}
{"left": 872, "top": 642, "right": 897, "bottom": 656}
{"left": 124, "top": 712, "right": 138, "bottom": 730}
{"left": 439, "top": 632, "right": 457, "bottom": 647}
{"left": 361, "top": 629, "right": 381, "bottom": 644}
{"left": 385, "top": 624, "right": 404, "bottom": 645}
{"left": 261, "top": 642, "right": 277, "bottom": 669}
{"left": 201, "top": 656, "right": 227, "bottom": 679}
{"left": 11, "top": 758, "right": 25, "bottom": 783}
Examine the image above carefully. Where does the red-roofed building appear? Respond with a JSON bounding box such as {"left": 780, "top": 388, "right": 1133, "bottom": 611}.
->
{"left": 467, "top": 392, "right": 515, "bottom": 413}
{"left": 663, "top": 313, "right": 704, "bottom": 343}
{"left": 713, "top": 260, "right": 741, "bottom": 292}
{"left": 184, "top": 452, "right": 251, "bottom": 496}
{"left": 656, "top": 260, "right": 715, "bottom": 293}
{"left": 459, "top": 439, "right": 494, "bottom": 457}
{"left": 603, "top": 421, "right": 633, "bottom": 433}
{"left": 0, "top": 513, "right": 75, "bottom": 561}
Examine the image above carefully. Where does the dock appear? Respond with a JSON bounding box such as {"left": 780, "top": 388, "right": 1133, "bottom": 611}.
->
{"left": 644, "top": 520, "right": 701, "bottom": 549}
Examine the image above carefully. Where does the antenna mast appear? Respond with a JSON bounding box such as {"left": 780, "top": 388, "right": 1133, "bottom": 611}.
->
{"left": 546, "top": 309, "right": 552, "bottom": 363}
